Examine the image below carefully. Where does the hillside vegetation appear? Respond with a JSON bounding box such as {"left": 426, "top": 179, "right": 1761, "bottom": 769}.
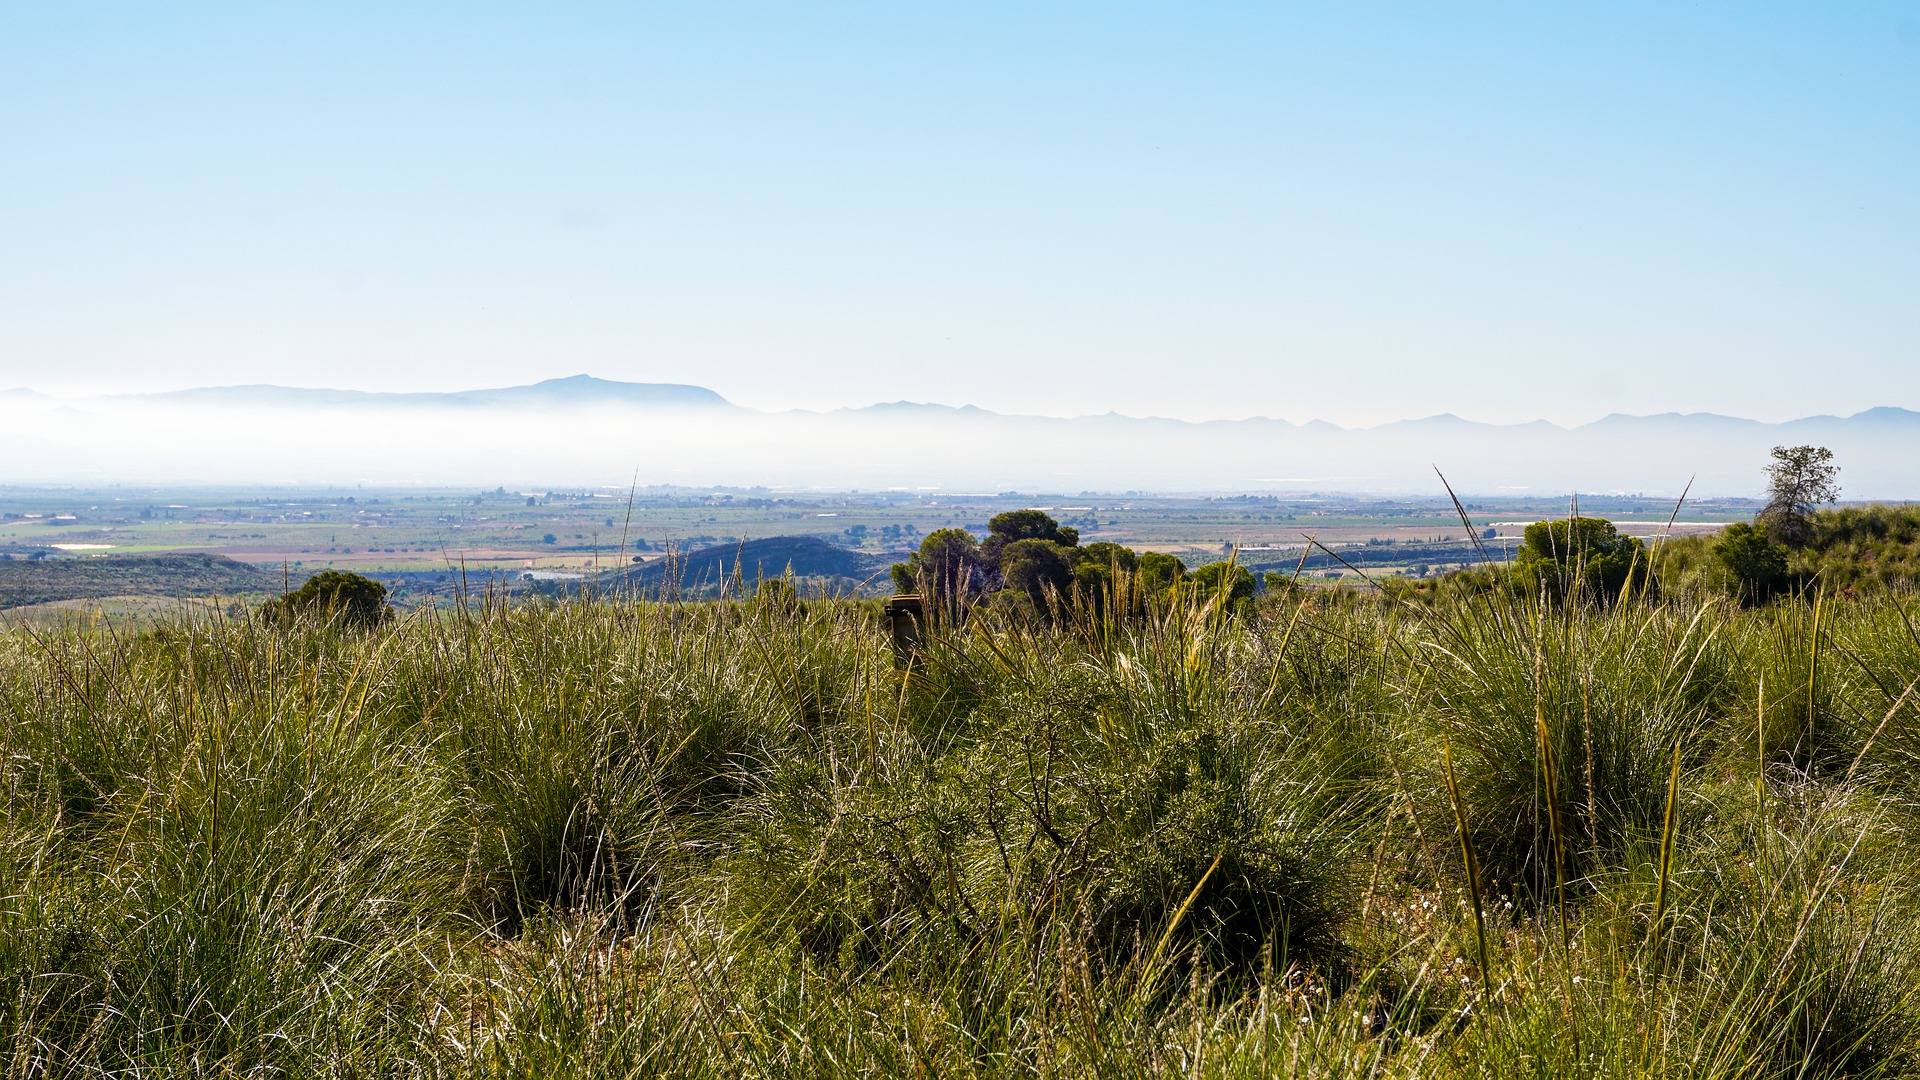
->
{"left": 5, "top": 571, "right": 1920, "bottom": 1077}
{"left": 622, "top": 534, "right": 895, "bottom": 596}
{"left": 1383, "top": 504, "right": 1920, "bottom": 609}
{"left": 0, "top": 553, "right": 275, "bottom": 609}
{"left": 1660, "top": 503, "right": 1920, "bottom": 596}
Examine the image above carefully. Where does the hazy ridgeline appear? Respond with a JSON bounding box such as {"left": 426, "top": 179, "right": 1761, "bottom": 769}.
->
{"left": 5, "top": 580, "right": 1920, "bottom": 1077}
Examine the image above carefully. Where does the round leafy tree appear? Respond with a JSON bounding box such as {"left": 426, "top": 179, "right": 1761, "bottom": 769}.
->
{"left": 1068, "top": 541, "right": 1138, "bottom": 604}
{"left": 1712, "top": 521, "right": 1790, "bottom": 604}
{"left": 999, "top": 538, "right": 1076, "bottom": 607}
{"left": 1187, "top": 561, "right": 1256, "bottom": 614}
{"left": 262, "top": 570, "right": 392, "bottom": 628}
{"left": 1135, "top": 552, "right": 1187, "bottom": 593}
{"left": 979, "top": 510, "right": 1078, "bottom": 570}
{"left": 889, "top": 527, "right": 989, "bottom": 615}
{"left": 1514, "top": 517, "right": 1652, "bottom": 603}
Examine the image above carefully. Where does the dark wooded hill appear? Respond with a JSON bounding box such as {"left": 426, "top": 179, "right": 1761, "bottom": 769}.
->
{"left": 618, "top": 536, "right": 899, "bottom": 596}
{"left": 0, "top": 554, "right": 278, "bottom": 609}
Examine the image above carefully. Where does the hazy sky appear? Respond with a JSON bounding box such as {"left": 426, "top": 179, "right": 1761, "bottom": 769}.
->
{"left": 2, "top": 3, "right": 1916, "bottom": 426}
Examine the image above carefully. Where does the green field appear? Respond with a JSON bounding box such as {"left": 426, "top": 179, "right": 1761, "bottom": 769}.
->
{"left": 5, "top": 557, "right": 1920, "bottom": 1076}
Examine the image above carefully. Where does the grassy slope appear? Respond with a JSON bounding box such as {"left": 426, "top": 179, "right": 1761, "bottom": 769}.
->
{"left": 0, "top": 594, "right": 237, "bottom": 629}
{"left": 3, "top": 583, "right": 1920, "bottom": 1077}
{"left": 0, "top": 553, "right": 277, "bottom": 609}
{"left": 1628, "top": 503, "right": 1920, "bottom": 599}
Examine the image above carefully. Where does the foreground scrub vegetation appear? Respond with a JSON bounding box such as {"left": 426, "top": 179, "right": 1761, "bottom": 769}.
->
{"left": 5, "top": 573, "right": 1920, "bottom": 1078}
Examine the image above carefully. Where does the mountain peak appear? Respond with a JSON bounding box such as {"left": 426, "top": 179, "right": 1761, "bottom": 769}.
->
{"left": 1846, "top": 406, "right": 1920, "bottom": 424}
{"left": 466, "top": 376, "right": 732, "bottom": 408}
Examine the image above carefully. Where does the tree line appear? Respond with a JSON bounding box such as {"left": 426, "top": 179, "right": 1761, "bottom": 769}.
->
{"left": 889, "top": 509, "right": 1255, "bottom": 619}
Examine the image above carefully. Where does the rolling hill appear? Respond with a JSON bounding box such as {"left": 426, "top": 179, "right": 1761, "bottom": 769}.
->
{"left": 619, "top": 536, "right": 898, "bottom": 596}
{"left": 0, "top": 554, "right": 279, "bottom": 609}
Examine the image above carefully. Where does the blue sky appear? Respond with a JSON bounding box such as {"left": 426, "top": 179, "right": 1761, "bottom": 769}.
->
{"left": 1, "top": 3, "right": 1915, "bottom": 425}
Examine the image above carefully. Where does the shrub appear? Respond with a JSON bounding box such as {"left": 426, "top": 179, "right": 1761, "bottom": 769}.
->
{"left": 260, "top": 569, "right": 391, "bottom": 627}
{"left": 1713, "top": 521, "right": 1791, "bottom": 604}
{"left": 999, "top": 537, "right": 1076, "bottom": 608}
{"left": 979, "top": 509, "right": 1079, "bottom": 570}
{"left": 1186, "top": 562, "right": 1255, "bottom": 615}
{"left": 1411, "top": 593, "right": 1718, "bottom": 897}
{"left": 1090, "top": 723, "right": 1356, "bottom": 975}
{"left": 1136, "top": 552, "right": 1187, "bottom": 592}
{"left": 889, "top": 527, "right": 989, "bottom": 615}
{"left": 1514, "top": 517, "right": 1653, "bottom": 604}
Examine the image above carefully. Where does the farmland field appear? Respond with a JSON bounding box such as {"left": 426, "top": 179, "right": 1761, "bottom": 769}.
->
{"left": 0, "top": 484, "right": 1760, "bottom": 604}
{"left": 4, "top": 565, "right": 1919, "bottom": 1076}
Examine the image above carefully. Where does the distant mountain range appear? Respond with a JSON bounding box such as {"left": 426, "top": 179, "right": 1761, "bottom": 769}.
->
{"left": 3, "top": 376, "right": 1915, "bottom": 497}
{"left": 121, "top": 374, "right": 730, "bottom": 410}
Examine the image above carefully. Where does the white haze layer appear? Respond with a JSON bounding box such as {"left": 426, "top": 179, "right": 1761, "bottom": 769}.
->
{"left": 2, "top": 393, "right": 1916, "bottom": 499}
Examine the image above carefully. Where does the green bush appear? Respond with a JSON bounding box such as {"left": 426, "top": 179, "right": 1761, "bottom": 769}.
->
{"left": 1091, "top": 722, "right": 1356, "bottom": 975}
{"left": 1713, "top": 521, "right": 1791, "bottom": 603}
{"left": 979, "top": 508, "right": 1079, "bottom": 569}
{"left": 1514, "top": 516, "right": 1654, "bottom": 604}
{"left": 1410, "top": 590, "right": 1718, "bottom": 897}
{"left": 999, "top": 537, "right": 1076, "bottom": 608}
{"left": 1186, "top": 561, "right": 1255, "bottom": 615}
{"left": 890, "top": 526, "right": 989, "bottom": 614}
{"left": 261, "top": 569, "right": 391, "bottom": 627}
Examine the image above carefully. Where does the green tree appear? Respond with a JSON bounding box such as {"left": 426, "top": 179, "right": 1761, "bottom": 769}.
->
{"left": 1136, "top": 552, "right": 1187, "bottom": 593}
{"left": 980, "top": 510, "right": 1078, "bottom": 570}
{"left": 1758, "top": 444, "right": 1840, "bottom": 547}
{"left": 1262, "top": 570, "right": 1304, "bottom": 598}
{"left": 1066, "top": 542, "right": 1139, "bottom": 612}
{"left": 999, "top": 538, "right": 1075, "bottom": 608}
{"left": 1188, "top": 562, "right": 1255, "bottom": 614}
{"left": 889, "top": 528, "right": 989, "bottom": 615}
{"left": 1514, "top": 517, "right": 1652, "bottom": 603}
{"left": 1711, "top": 521, "right": 1790, "bottom": 604}
{"left": 262, "top": 570, "right": 391, "bottom": 628}
{"left": 1073, "top": 541, "right": 1138, "bottom": 574}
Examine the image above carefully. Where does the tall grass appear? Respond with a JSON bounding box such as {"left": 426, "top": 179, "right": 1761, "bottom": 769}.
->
{"left": 2, "top": 580, "right": 1918, "bottom": 1077}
